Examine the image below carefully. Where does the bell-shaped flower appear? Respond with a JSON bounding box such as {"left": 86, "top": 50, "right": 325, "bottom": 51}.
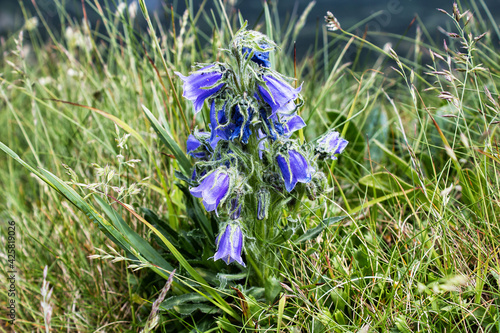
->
{"left": 176, "top": 65, "right": 225, "bottom": 113}
{"left": 258, "top": 75, "right": 301, "bottom": 117}
{"left": 190, "top": 169, "right": 230, "bottom": 213}
{"left": 214, "top": 223, "right": 245, "bottom": 267}
{"left": 316, "top": 130, "right": 349, "bottom": 160}
{"left": 276, "top": 149, "right": 312, "bottom": 192}
{"left": 282, "top": 114, "right": 306, "bottom": 136}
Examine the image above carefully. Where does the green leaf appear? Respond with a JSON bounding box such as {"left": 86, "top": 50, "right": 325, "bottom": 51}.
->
{"left": 264, "top": 276, "right": 281, "bottom": 303}
{"left": 161, "top": 293, "right": 220, "bottom": 314}
{"left": 176, "top": 183, "right": 213, "bottom": 239}
{"left": 161, "top": 293, "right": 208, "bottom": 310}
{"left": 295, "top": 216, "right": 347, "bottom": 243}
{"left": 108, "top": 194, "right": 239, "bottom": 320}
{"left": 0, "top": 141, "right": 51, "bottom": 185}
{"left": 174, "top": 303, "right": 220, "bottom": 315}
{"left": 142, "top": 104, "right": 191, "bottom": 176}
{"left": 94, "top": 196, "right": 174, "bottom": 272}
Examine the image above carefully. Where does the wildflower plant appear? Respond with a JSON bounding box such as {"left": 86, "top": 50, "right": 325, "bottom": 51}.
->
{"left": 176, "top": 24, "right": 348, "bottom": 300}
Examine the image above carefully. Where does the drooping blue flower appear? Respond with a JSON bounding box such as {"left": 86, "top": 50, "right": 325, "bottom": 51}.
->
{"left": 190, "top": 169, "right": 230, "bottom": 213}
{"left": 214, "top": 223, "right": 245, "bottom": 267}
{"left": 282, "top": 114, "right": 306, "bottom": 137}
{"left": 242, "top": 44, "right": 271, "bottom": 68}
{"left": 316, "top": 130, "right": 349, "bottom": 159}
{"left": 276, "top": 149, "right": 312, "bottom": 192}
{"left": 176, "top": 65, "right": 225, "bottom": 113}
{"left": 259, "top": 108, "right": 305, "bottom": 141}
{"left": 258, "top": 75, "right": 301, "bottom": 117}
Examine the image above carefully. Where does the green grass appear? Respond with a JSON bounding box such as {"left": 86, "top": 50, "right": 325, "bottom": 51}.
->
{"left": 1, "top": 0, "right": 499, "bottom": 331}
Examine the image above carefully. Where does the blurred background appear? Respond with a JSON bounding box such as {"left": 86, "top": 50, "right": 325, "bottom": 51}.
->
{"left": 2, "top": 0, "right": 500, "bottom": 51}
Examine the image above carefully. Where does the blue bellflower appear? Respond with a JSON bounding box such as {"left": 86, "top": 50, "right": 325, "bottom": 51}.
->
{"left": 259, "top": 75, "right": 301, "bottom": 117}
{"left": 214, "top": 223, "right": 245, "bottom": 266}
{"left": 282, "top": 114, "right": 306, "bottom": 137}
{"left": 176, "top": 65, "right": 225, "bottom": 113}
{"left": 316, "top": 130, "right": 349, "bottom": 159}
{"left": 276, "top": 149, "right": 312, "bottom": 192}
{"left": 190, "top": 169, "right": 230, "bottom": 213}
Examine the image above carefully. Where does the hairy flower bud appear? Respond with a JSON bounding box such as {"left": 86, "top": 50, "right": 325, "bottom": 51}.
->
{"left": 229, "top": 195, "right": 242, "bottom": 220}
{"left": 257, "top": 188, "right": 270, "bottom": 220}
{"left": 264, "top": 171, "right": 284, "bottom": 193}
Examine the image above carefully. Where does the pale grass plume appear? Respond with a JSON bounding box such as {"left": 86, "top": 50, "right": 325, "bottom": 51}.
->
{"left": 40, "top": 266, "right": 54, "bottom": 333}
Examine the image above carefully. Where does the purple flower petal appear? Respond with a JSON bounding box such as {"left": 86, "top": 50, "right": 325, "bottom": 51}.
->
{"left": 316, "top": 130, "right": 349, "bottom": 159}
{"left": 189, "top": 170, "right": 230, "bottom": 213}
{"left": 277, "top": 149, "right": 312, "bottom": 192}
{"left": 259, "top": 75, "right": 301, "bottom": 115}
{"left": 213, "top": 224, "right": 245, "bottom": 266}
{"left": 277, "top": 154, "right": 295, "bottom": 192}
{"left": 242, "top": 45, "right": 271, "bottom": 68}
{"left": 190, "top": 171, "right": 217, "bottom": 198}
{"left": 289, "top": 150, "right": 312, "bottom": 184}
{"left": 210, "top": 101, "right": 234, "bottom": 148}
{"left": 202, "top": 173, "right": 229, "bottom": 205}
{"left": 283, "top": 115, "right": 306, "bottom": 136}
{"left": 187, "top": 134, "right": 201, "bottom": 152}
{"left": 186, "top": 134, "right": 209, "bottom": 159}
{"left": 176, "top": 65, "right": 224, "bottom": 113}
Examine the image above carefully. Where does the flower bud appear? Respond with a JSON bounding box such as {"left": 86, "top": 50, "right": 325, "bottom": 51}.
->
{"left": 229, "top": 196, "right": 242, "bottom": 220}
{"left": 257, "top": 188, "right": 270, "bottom": 220}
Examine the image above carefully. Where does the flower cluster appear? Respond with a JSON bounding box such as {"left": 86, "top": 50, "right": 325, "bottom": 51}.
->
{"left": 177, "top": 26, "right": 348, "bottom": 268}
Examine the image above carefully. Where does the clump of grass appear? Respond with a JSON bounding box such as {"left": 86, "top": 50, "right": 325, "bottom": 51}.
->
{"left": 0, "top": 0, "right": 499, "bottom": 332}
